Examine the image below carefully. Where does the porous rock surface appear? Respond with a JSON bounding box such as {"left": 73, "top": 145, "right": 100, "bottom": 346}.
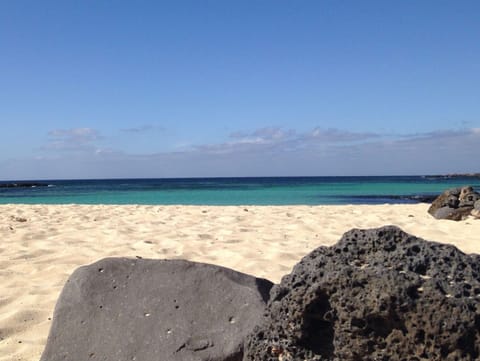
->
{"left": 244, "top": 226, "right": 480, "bottom": 361}
{"left": 428, "top": 186, "right": 480, "bottom": 220}
{"left": 40, "top": 258, "right": 273, "bottom": 361}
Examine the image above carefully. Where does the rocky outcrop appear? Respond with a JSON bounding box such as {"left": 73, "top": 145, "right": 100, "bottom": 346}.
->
{"left": 425, "top": 173, "right": 480, "bottom": 179}
{"left": 40, "top": 258, "right": 273, "bottom": 361}
{"left": 244, "top": 226, "right": 480, "bottom": 361}
{"left": 428, "top": 186, "right": 480, "bottom": 220}
{"left": 0, "top": 182, "right": 48, "bottom": 188}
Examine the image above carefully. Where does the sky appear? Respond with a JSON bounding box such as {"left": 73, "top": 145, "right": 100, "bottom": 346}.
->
{"left": 1, "top": 0, "right": 479, "bottom": 180}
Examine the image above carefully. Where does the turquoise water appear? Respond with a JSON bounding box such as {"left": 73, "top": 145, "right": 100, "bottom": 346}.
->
{"left": 1, "top": 176, "right": 479, "bottom": 205}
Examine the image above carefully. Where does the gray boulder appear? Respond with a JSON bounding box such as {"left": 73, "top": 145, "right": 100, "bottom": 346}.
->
{"left": 446, "top": 194, "right": 460, "bottom": 208}
{"left": 40, "top": 258, "right": 273, "bottom": 361}
{"left": 244, "top": 226, "right": 480, "bottom": 361}
{"left": 459, "top": 192, "right": 480, "bottom": 207}
{"left": 434, "top": 206, "right": 474, "bottom": 221}
{"left": 459, "top": 186, "right": 474, "bottom": 199}
{"left": 428, "top": 186, "right": 479, "bottom": 220}
{"left": 428, "top": 187, "right": 461, "bottom": 216}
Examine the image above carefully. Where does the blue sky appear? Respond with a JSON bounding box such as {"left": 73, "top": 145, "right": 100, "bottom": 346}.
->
{"left": 1, "top": 1, "right": 479, "bottom": 179}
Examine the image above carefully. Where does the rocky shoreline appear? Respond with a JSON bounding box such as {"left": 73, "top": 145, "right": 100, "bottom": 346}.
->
{"left": 0, "top": 182, "right": 49, "bottom": 188}
{"left": 424, "top": 173, "right": 480, "bottom": 179}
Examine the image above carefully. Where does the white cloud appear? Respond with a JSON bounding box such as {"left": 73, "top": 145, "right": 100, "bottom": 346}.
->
{"left": 191, "top": 127, "right": 383, "bottom": 156}
{"left": 230, "top": 127, "right": 294, "bottom": 141}
{"left": 49, "top": 127, "right": 100, "bottom": 140}
{"left": 3, "top": 126, "right": 479, "bottom": 179}
{"left": 307, "top": 128, "right": 380, "bottom": 142}
{"left": 43, "top": 127, "right": 102, "bottom": 152}
{"left": 120, "top": 125, "right": 160, "bottom": 133}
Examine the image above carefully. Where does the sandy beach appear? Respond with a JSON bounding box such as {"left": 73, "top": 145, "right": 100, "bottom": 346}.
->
{"left": 1, "top": 203, "right": 479, "bottom": 361}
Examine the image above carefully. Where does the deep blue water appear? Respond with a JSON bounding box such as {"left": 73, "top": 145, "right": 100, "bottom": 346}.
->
{"left": 1, "top": 176, "right": 479, "bottom": 205}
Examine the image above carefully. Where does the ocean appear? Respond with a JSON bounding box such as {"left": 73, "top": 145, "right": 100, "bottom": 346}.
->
{"left": 1, "top": 176, "right": 479, "bottom": 205}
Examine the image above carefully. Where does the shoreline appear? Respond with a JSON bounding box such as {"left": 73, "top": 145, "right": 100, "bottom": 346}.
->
{"left": 1, "top": 204, "right": 479, "bottom": 361}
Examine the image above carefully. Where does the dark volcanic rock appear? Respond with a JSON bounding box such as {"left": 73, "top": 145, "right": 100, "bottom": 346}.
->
{"left": 428, "top": 186, "right": 479, "bottom": 220}
{"left": 41, "top": 258, "right": 273, "bottom": 361}
{"left": 0, "top": 182, "right": 48, "bottom": 188}
{"left": 433, "top": 206, "right": 474, "bottom": 221}
{"left": 459, "top": 192, "right": 480, "bottom": 207}
{"left": 244, "top": 226, "right": 480, "bottom": 361}
{"left": 425, "top": 173, "right": 480, "bottom": 179}
{"left": 428, "top": 187, "right": 461, "bottom": 215}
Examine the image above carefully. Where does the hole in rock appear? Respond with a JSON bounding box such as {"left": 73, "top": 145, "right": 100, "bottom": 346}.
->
{"left": 413, "top": 263, "right": 427, "bottom": 275}
{"left": 406, "top": 286, "right": 419, "bottom": 299}
{"left": 410, "top": 245, "right": 421, "bottom": 254}
{"left": 351, "top": 318, "right": 366, "bottom": 329}
{"left": 365, "top": 315, "right": 391, "bottom": 338}
{"left": 300, "top": 290, "right": 335, "bottom": 358}
{"left": 475, "top": 315, "right": 480, "bottom": 330}
{"left": 365, "top": 312, "right": 406, "bottom": 339}
{"left": 415, "top": 329, "right": 425, "bottom": 343}
{"left": 456, "top": 330, "right": 479, "bottom": 359}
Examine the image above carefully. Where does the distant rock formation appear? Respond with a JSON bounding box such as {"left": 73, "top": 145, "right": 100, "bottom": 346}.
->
{"left": 40, "top": 258, "right": 273, "bottom": 361}
{"left": 244, "top": 226, "right": 480, "bottom": 360}
{"left": 0, "top": 182, "right": 48, "bottom": 188}
{"left": 424, "top": 173, "right": 480, "bottom": 179}
{"left": 428, "top": 186, "right": 480, "bottom": 220}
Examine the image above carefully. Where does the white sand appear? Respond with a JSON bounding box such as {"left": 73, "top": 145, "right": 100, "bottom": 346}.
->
{"left": 1, "top": 203, "right": 479, "bottom": 361}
